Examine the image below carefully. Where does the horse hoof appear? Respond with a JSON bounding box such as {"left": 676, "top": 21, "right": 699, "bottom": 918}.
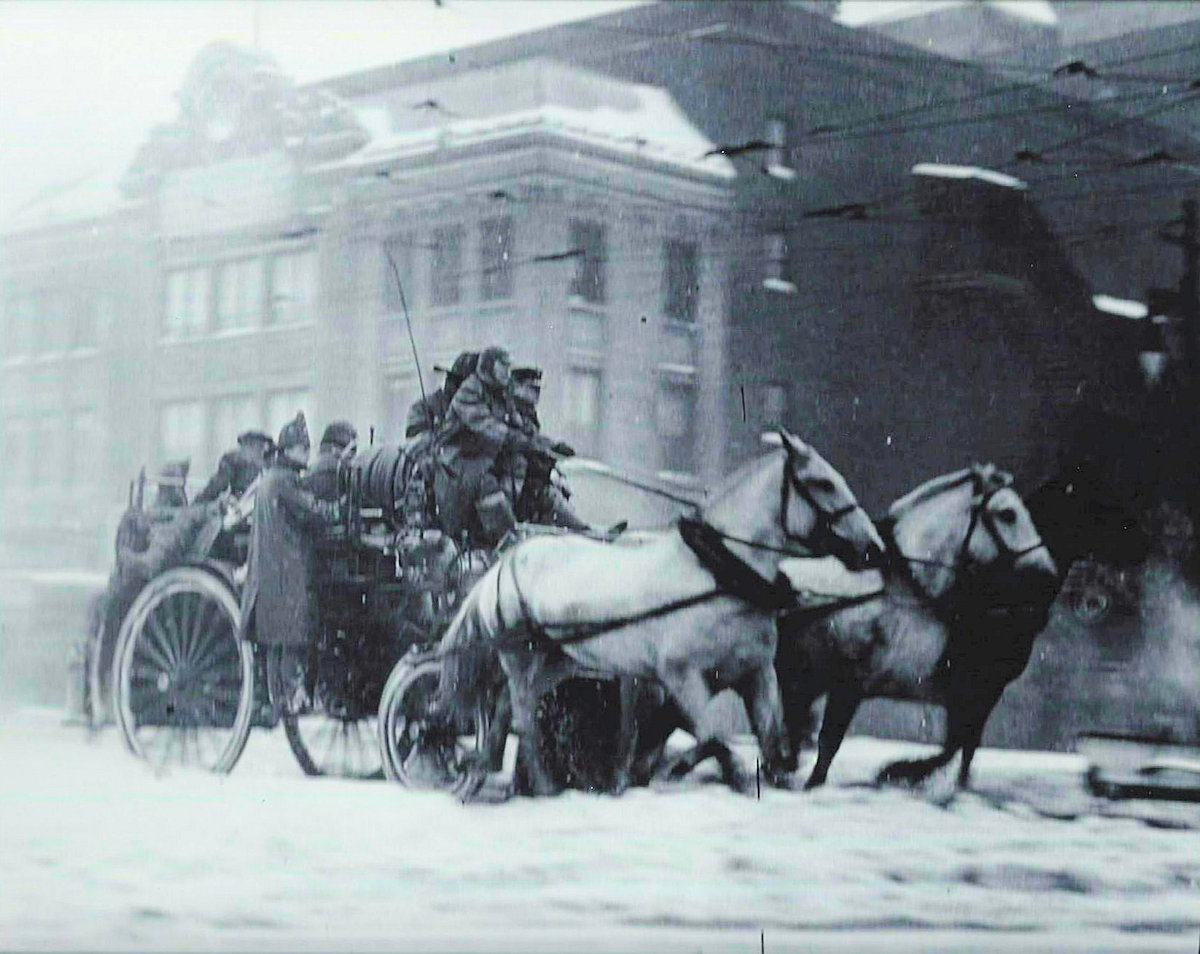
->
{"left": 763, "top": 765, "right": 795, "bottom": 790}
{"left": 876, "top": 762, "right": 922, "bottom": 788}
{"left": 802, "top": 774, "right": 826, "bottom": 792}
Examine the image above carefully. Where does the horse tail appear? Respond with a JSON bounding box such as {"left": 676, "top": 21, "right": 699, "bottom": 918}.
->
{"left": 434, "top": 559, "right": 506, "bottom": 724}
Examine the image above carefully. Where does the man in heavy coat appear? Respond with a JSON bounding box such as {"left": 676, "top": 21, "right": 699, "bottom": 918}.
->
{"left": 239, "top": 412, "right": 341, "bottom": 714}
{"left": 405, "top": 351, "right": 477, "bottom": 440}
{"left": 303, "top": 420, "right": 357, "bottom": 501}
{"left": 194, "top": 429, "right": 273, "bottom": 504}
{"left": 434, "top": 346, "right": 555, "bottom": 546}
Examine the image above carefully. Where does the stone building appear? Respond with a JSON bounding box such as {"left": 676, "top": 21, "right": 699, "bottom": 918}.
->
{"left": 3, "top": 1, "right": 1195, "bottom": 566}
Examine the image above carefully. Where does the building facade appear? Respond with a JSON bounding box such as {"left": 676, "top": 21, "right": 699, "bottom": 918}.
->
{"left": 1, "top": 44, "right": 735, "bottom": 564}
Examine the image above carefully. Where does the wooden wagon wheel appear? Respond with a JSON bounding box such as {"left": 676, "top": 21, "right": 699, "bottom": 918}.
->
{"left": 112, "top": 566, "right": 254, "bottom": 773}
{"left": 377, "top": 649, "right": 492, "bottom": 797}
{"left": 269, "top": 639, "right": 384, "bottom": 780}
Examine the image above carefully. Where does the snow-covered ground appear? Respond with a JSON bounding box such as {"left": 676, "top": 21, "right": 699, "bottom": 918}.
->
{"left": 1, "top": 707, "right": 1197, "bottom": 954}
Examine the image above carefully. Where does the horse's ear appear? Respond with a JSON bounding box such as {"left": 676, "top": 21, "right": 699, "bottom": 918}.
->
{"left": 781, "top": 430, "right": 812, "bottom": 461}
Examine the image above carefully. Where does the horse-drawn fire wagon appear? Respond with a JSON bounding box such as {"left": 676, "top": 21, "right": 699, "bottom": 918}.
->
{"left": 96, "top": 443, "right": 571, "bottom": 785}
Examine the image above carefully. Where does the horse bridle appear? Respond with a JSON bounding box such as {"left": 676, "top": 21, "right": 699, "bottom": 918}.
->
{"left": 952, "top": 478, "right": 1050, "bottom": 571}
{"left": 707, "top": 441, "right": 869, "bottom": 563}
{"left": 891, "top": 472, "right": 1050, "bottom": 605}
{"left": 778, "top": 444, "right": 866, "bottom": 559}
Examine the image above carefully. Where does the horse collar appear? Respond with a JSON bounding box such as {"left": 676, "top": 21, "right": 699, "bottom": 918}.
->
{"left": 677, "top": 516, "right": 796, "bottom": 612}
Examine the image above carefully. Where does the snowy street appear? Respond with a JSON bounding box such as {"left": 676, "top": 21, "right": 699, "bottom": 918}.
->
{"left": 1, "top": 707, "right": 1196, "bottom": 953}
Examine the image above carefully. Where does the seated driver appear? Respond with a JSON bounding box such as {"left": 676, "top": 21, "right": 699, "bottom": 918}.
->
{"left": 239, "top": 412, "right": 342, "bottom": 715}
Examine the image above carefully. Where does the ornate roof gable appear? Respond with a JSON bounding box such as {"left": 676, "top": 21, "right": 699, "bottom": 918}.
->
{"left": 121, "top": 41, "right": 368, "bottom": 198}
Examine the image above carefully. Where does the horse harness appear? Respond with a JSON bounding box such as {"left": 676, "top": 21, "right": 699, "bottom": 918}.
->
{"left": 476, "top": 446, "right": 873, "bottom": 655}
{"left": 882, "top": 472, "right": 1052, "bottom": 625}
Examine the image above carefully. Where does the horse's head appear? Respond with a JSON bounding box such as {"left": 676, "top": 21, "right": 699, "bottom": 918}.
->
{"left": 777, "top": 430, "right": 886, "bottom": 570}
{"left": 1024, "top": 467, "right": 1149, "bottom": 570}
{"left": 888, "top": 463, "right": 1058, "bottom": 602}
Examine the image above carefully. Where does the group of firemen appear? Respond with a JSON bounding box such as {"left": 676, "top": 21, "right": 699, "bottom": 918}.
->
{"left": 98, "top": 346, "right": 617, "bottom": 718}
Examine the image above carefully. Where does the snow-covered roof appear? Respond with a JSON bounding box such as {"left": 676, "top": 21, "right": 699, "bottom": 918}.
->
{"left": 336, "top": 59, "right": 735, "bottom": 180}
{"left": 837, "top": 0, "right": 1057, "bottom": 27}
{"left": 2, "top": 165, "right": 127, "bottom": 234}
{"left": 912, "top": 163, "right": 1027, "bottom": 190}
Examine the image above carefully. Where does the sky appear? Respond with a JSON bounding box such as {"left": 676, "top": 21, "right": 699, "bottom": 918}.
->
{"left": 0, "top": 0, "right": 646, "bottom": 221}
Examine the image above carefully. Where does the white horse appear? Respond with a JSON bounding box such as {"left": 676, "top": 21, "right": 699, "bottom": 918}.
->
{"left": 432, "top": 431, "right": 886, "bottom": 797}
{"left": 775, "top": 464, "right": 1061, "bottom": 791}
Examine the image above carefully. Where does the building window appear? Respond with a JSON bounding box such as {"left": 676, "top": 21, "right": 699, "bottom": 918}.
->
{"left": 4, "top": 417, "right": 28, "bottom": 488}
{"left": 569, "top": 220, "right": 606, "bottom": 304}
{"left": 3, "top": 294, "right": 33, "bottom": 357}
{"left": 764, "top": 118, "right": 796, "bottom": 180}
{"left": 383, "top": 234, "right": 415, "bottom": 313}
{"left": 216, "top": 258, "right": 263, "bottom": 332}
{"left": 160, "top": 400, "right": 207, "bottom": 470}
{"left": 763, "top": 384, "right": 788, "bottom": 427}
{"left": 94, "top": 294, "right": 115, "bottom": 344}
{"left": 27, "top": 414, "right": 45, "bottom": 487}
{"left": 265, "top": 388, "right": 313, "bottom": 444}
{"left": 269, "top": 250, "right": 317, "bottom": 326}
{"left": 39, "top": 291, "right": 69, "bottom": 354}
{"left": 27, "top": 290, "right": 53, "bottom": 355}
{"left": 66, "top": 409, "right": 97, "bottom": 487}
{"left": 164, "top": 268, "right": 210, "bottom": 338}
{"left": 656, "top": 379, "right": 697, "bottom": 474}
{"left": 763, "top": 232, "right": 796, "bottom": 294}
{"left": 212, "top": 393, "right": 260, "bottom": 458}
{"left": 430, "top": 225, "right": 464, "bottom": 307}
{"left": 70, "top": 293, "right": 102, "bottom": 350}
{"left": 480, "top": 217, "right": 514, "bottom": 301}
{"left": 563, "top": 366, "right": 602, "bottom": 456}
{"left": 665, "top": 239, "right": 700, "bottom": 322}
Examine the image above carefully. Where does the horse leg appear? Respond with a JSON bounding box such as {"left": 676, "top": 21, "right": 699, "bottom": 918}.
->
{"left": 484, "top": 684, "right": 512, "bottom": 773}
{"left": 955, "top": 682, "right": 1006, "bottom": 790}
{"left": 609, "top": 676, "right": 641, "bottom": 795}
{"left": 804, "top": 685, "right": 861, "bottom": 790}
{"left": 734, "top": 663, "right": 796, "bottom": 787}
{"left": 630, "top": 691, "right": 680, "bottom": 786}
{"left": 654, "top": 666, "right": 752, "bottom": 794}
{"left": 500, "top": 653, "right": 562, "bottom": 798}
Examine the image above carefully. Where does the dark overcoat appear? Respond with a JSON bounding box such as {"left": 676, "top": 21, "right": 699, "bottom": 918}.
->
{"left": 434, "top": 373, "right": 523, "bottom": 542}
{"left": 239, "top": 463, "right": 340, "bottom": 648}
{"left": 302, "top": 450, "right": 342, "bottom": 501}
{"left": 195, "top": 448, "right": 262, "bottom": 504}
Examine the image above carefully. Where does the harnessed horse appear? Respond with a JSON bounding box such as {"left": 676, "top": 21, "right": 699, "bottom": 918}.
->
{"left": 431, "top": 431, "right": 885, "bottom": 797}
{"left": 775, "top": 464, "right": 1060, "bottom": 791}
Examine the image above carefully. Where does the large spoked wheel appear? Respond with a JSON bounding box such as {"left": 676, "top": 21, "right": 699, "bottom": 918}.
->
{"left": 264, "top": 644, "right": 386, "bottom": 780}
{"left": 378, "top": 651, "right": 491, "bottom": 798}
{"left": 112, "top": 567, "right": 254, "bottom": 773}
{"left": 282, "top": 714, "right": 383, "bottom": 779}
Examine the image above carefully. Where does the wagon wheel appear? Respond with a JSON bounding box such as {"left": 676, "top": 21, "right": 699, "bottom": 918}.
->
{"left": 262, "top": 644, "right": 385, "bottom": 780}
{"left": 112, "top": 567, "right": 254, "bottom": 773}
{"left": 377, "top": 651, "right": 491, "bottom": 797}
{"left": 282, "top": 714, "right": 384, "bottom": 779}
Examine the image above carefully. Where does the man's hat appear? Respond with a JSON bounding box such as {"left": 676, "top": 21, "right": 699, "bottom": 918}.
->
{"left": 237, "top": 429, "right": 273, "bottom": 447}
{"left": 319, "top": 420, "right": 357, "bottom": 450}
{"left": 277, "top": 412, "right": 310, "bottom": 451}
{"left": 511, "top": 366, "right": 543, "bottom": 386}
{"left": 156, "top": 459, "right": 191, "bottom": 487}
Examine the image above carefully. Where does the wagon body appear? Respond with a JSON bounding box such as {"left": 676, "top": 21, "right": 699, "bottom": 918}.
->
{"left": 105, "top": 457, "right": 493, "bottom": 777}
